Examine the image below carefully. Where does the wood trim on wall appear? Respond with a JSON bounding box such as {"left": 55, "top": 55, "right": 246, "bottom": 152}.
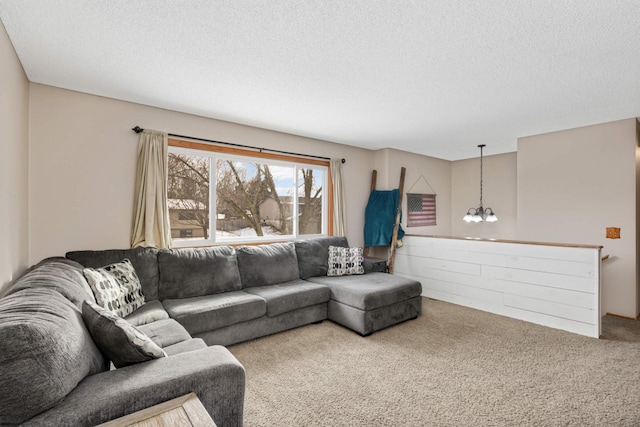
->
{"left": 169, "top": 138, "right": 330, "bottom": 167}
{"left": 403, "top": 234, "right": 603, "bottom": 250}
{"left": 605, "top": 312, "right": 640, "bottom": 321}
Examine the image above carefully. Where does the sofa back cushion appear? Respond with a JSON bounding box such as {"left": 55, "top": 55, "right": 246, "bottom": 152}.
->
{"left": 294, "top": 236, "right": 349, "bottom": 279}
{"left": 0, "top": 288, "right": 107, "bottom": 425}
{"left": 158, "top": 246, "right": 241, "bottom": 299}
{"left": 66, "top": 247, "right": 160, "bottom": 301}
{"left": 236, "top": 242, "right": 300, "bottom": 287}
{"left": 0, "top": 257, "right": 94, "bottom": 308}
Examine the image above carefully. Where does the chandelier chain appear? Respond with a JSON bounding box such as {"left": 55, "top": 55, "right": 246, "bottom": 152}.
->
{"left": 479, "top": 145, "right": 483, "bottom": 208}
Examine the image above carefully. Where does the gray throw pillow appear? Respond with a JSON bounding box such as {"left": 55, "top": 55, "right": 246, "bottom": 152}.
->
{"left": 83, "top": 259, "right": 145, "bottom": 317}
{"left": 327, "top": 245, "right": 365, "bottom": 276}
{"left": 82, "top": 300, "right": 167, "bottom": 368}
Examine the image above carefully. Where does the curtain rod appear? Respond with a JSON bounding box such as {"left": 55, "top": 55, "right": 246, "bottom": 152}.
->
{"left": 132, "top": 126, "right": 345, "bottom": 163}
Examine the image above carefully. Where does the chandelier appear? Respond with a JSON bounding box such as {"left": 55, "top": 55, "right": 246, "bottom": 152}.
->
{"left": 463, "top": 144, "right": 498, "bottom": 223}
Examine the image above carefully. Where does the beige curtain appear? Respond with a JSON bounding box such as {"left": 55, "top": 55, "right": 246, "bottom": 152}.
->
{"left": 130, "top": 129, "right": 172, "bottom": 248}
{"left": 331, "top": 158, "right": 347, "bottom": 237}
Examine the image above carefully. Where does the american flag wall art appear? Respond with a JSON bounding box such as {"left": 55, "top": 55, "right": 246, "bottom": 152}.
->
{"left": 407, "top": 193, "right": 436, "bottom": 227}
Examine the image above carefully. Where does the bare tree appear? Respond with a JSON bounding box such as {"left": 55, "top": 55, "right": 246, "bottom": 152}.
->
{"left": 216, "top": 160, "right": 266, "bottom": 236}
{"left": 262, "top": 164, "right": 290, "bottom": 234}
{"left": 298, "top": 168, "right": 322, "bottom": 234}
{"left": 168, "top": 154, "right": 323, "bottom": 238}
{"left": 167, "top": 153, "right": 210, "bottom": 238}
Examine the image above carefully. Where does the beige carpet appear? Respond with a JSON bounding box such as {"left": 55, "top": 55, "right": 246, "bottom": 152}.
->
{"left": 229, "top": 298, "right": 640, "bottom": 426}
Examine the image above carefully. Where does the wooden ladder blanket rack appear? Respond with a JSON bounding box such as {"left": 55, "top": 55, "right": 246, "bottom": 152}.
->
{"left": 364, "top": 167, "right": 406, "bottom": 274}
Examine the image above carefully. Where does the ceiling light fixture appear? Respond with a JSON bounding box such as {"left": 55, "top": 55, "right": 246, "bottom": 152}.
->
{"left": 463, "top": 144, "right": 498, "bottom": 223}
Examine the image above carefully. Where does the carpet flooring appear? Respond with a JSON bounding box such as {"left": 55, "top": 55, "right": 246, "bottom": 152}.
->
{"left": 229, "top": 298, "right": 640, "bottom": 426}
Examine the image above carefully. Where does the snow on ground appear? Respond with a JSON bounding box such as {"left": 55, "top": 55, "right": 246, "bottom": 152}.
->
{"left": 216, "top": 226, "right": 282, "bottom": 237}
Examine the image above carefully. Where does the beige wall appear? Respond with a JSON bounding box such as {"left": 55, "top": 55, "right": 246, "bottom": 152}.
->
{"left": 28, "top": 84, "right": 374, "bottom": 263}
{"left": 451, "top": 152, "right": 518, "bottom": 239}
{"left": 0, "top": 21, "right": 29, "bottom": 293}
{"left": 517, "top": 119, "right": 638, "bottom": 318}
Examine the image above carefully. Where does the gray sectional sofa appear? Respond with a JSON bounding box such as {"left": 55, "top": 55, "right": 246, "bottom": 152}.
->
{"left": 0, "top": 236, "right": 422, "bottom": 426}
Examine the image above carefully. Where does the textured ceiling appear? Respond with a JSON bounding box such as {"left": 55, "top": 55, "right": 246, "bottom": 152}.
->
{"left": 1, "top": 1, "right": 639, "bottom": 160}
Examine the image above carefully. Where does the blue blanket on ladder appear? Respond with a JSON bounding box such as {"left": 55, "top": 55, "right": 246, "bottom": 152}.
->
{"left": 364, "top": 189, "right": 405, "bottom": 247}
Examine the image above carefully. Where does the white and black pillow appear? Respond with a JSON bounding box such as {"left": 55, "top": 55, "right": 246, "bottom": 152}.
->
{"left": 83, "top": 259, "right": 145, "bottom": 317}
{"left": 82, "top": 301, "right": 166, "bottom": 368}
{"left": 327, "top": 246, "right": 365, "bottom": 277}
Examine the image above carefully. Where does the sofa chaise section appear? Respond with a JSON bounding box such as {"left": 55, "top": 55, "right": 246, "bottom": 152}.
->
{"left": 307, "top": 273, "right": 422, "bottom": 336}
{"left": 299, "top": 237, "right": 423, "bottom": 336}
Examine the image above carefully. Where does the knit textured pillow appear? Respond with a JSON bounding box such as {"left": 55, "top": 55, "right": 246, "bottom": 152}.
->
{"left": 327, "top": 246, "right": 365, "bottom": 276}
{"left": 82, "top": 301, "right": 166, "bottom": 368}
{"left": 83, "top": 259, "right": 145, "bottom": 317}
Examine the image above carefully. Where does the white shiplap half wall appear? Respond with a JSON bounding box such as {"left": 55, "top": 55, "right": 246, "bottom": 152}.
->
{"left": 394, "top": 236, "right": 602, "bottom": 338}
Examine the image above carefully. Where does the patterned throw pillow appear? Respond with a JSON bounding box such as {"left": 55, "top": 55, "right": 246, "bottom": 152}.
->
{"left": 327, "top": 246, "right": 365, "bottom": 276}
{"left": 82, "top": 300, "right": 167, "bottom": 368}
{"left": 83, "top": 259, "right": 145, "bottom": 317}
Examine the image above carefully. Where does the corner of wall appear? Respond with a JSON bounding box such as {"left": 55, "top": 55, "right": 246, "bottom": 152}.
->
{"left": 371, "top": 149, "right": 391, "bottom": 189}
{"left": 0, "top": 18, "right": 30, "bottom": 293}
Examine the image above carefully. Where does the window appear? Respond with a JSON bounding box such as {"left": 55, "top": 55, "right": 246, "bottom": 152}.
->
{"left": 168, "top": 139, "right": 329, "bottom": 246}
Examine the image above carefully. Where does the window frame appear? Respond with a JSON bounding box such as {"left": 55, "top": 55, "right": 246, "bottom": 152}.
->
{"left": 168, "top": 138, "right": 333, "bottom": 247}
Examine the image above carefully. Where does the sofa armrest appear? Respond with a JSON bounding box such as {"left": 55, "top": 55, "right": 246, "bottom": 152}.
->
{"left": 22, "top": 345, "right": 245, "bottom": 427}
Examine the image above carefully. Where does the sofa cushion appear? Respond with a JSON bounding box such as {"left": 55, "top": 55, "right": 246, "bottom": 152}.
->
{"left": 306, "top": 272, "right": 422, "bottom": 311}
{"left": 327, "top": 246, "right": 365, "bottom": 276}
{"left": 163, "top": 338, "right": 208, "bottom": 356}
{"left": 236, "top": 242, "right": 300, "bottom": 287}
{"left": 67, "top": 247, "right": 160, "bottom": 301}
{"left": 137, "top": 318, "right": 193, "bottom": 348}
{"left": 294, "top": 236, "right": 349, "bottom": 279}
{"left": 0, "top": 257, "right": 95, "bottom": 307}
{"left": 0, "top": 288, "right": 106, "bottom": 425}
{"left": 83, "top": 259, "right": 146, "bottom": 317}
{"left": 158, "top": 246, "right": 242, "bottom": 299}
{"left": 82, "top": 301, "right": 167, "bottom": 368}
{"left": 163, "top": 291, "right": 266, "bottom": 335}
{"left": 125, "top": 299, "right": 170, "bottom": 327}
{"left": 244, "top": 279, "right": 331, "bottom": 317}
